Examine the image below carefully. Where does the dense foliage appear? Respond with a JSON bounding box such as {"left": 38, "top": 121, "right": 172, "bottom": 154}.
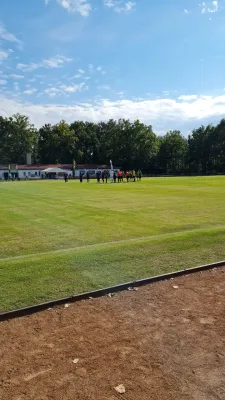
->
{"left": 1, "top": 113, "right": 225, "bottom": 174}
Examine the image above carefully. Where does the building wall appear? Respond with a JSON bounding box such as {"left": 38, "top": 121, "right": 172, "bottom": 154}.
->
{"left": 0, "top": 167, "right": 120, "bottom": 180}
{"left": 18, "top": 170, "right": 42, "bottom": 179}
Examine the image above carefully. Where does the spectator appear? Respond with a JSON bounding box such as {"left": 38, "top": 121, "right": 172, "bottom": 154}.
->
{"left": 102, "top": 171, "right": 105, "bottom": 183}
{"left": 126, "top": 171, "right": 129, "bottom": 182}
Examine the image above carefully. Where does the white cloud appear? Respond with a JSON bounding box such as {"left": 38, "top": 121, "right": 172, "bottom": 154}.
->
{"left": 0, "top": 79, "right": 7, "bottom": 85}
{"left": 23, "top": 89, "right": 37, "bottom": 95}
{"left": 178, "top": 95, "right": 198, "bottom": 101}
{"left": 0, "top": 23, "right": 22, "bottom": 48}
{"left": 42, "top": 56, "right": 72, "bottom": 68}
{"left": 45, "top": 87, "right": 62, "bottom": 97}
{"left": 17, "top": 63, "right": 39, "bottom": 72}
{"left": 44, "top": 82, "right": 88, "bottom": 96}
{"left": 0, "top": 50, "right": 8, "bottom": 61}
{"left": 96, "top": 65, "right": 106, "bottom": 74}
{"left": 104, "top": 0, "right": 136, "bottom": 13}
{"left": 1, "top": 93, "right": 225, "bottom": 133}
{"left": 184, "top": 9, "right": 189, "bottom": 14}
{"left": 60, "top": 82, "right": 87, "bottom": 92}
{"left": 104, "top": 0, "right": 115, "bottom": 8}
{"left": 98, "top": 85, "right": 110, "bottom": 90}
{"left": 78, "top": 68, "right": 85, "bottom": 74}
{"left": 200, "top": 1, "right": 218, "bottom": 14}
{"left": 45, "top": 0, "right": 92, "bottom": 16}
{"left": 17, "top": 56, "right": 72, "bottom": 72}
{"left": 10, "top": 74, "right": 24, "bottom": 79}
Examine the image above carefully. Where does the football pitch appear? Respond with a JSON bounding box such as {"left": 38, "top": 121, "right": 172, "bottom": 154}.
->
{"left": 1, "top": 176, "right": 225, "bottom": 312}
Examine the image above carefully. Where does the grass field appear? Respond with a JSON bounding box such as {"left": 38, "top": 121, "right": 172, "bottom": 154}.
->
{"left": 1, "top": 176, "right": 225, "bottom": 311}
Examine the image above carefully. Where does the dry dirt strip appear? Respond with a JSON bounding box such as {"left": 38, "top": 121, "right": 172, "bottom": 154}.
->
{"left": 1, "top": 268, "right": 225, "bottom": 400}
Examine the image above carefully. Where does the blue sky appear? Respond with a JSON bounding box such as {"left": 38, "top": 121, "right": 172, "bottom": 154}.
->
{"left": 0, "top": 0, "right": 224, "bottom": 134}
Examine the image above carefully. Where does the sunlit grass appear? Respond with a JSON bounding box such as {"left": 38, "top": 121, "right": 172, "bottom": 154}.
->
{"left": 1, "top": 177, "right": 225, "bottom": 311}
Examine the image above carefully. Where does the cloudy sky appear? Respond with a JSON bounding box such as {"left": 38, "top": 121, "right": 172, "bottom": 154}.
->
{"left": 0, "top": 0, "right": 224, "bottom": 134}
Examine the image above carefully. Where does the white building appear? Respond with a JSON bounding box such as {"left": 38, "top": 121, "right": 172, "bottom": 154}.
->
{"left": 0, "top": 164, "right": 120, "bottom": 180}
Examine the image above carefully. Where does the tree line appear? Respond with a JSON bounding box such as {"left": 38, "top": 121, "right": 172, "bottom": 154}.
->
{"left": 0, "top": 113, "right": 225, "bottom": 175}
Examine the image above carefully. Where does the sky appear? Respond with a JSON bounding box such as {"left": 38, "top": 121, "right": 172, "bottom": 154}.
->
{"left": 0, "top": 0, "right": 225, "bottom": 135}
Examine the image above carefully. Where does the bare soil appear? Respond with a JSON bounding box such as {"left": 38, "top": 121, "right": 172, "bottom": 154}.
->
{"left": 1, "top": 268, "right": 225, "bottom": 400}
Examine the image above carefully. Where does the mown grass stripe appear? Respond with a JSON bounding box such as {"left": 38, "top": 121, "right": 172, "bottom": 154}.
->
{"left": 1, "top": 224, "right": 225, "bottom": 262}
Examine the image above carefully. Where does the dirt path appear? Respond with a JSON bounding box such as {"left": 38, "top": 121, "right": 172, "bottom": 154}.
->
{"left": 1, "top": 268, "right": 225, "bottom": 400}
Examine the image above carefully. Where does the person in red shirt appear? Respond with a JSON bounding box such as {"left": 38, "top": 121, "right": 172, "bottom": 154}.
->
{"left": 118, "top": 170, "right": 123, "bottom": 183}
{"left": 125, "top": 171, "right": 129, "bottom": 182}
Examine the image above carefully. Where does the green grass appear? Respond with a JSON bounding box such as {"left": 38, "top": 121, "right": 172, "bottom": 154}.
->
{"left": 1, "top": 177, "right": 225, "bottom": 311}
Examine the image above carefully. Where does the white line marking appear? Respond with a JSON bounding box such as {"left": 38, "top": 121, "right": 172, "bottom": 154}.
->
{"left": 1, "top": 225, "right": 225, "bottom": 263}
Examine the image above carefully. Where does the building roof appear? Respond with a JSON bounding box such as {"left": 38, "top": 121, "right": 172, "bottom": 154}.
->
{"left": 0, "top": 163, "right": 112, "bottom": 171}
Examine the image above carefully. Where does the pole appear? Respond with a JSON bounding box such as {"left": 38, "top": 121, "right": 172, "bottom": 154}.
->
{"left": 73, "top": 159, "right": 76, "bottom": 179}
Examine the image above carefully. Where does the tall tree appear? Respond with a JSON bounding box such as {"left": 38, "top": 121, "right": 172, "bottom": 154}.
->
{"left": 38, "top": 121, "right": 77, "bottom": 164}
{"left": 188, "top": 125, "right": 214, "bottom": 174}
{"left": 157, "top": 131, "right": 188, "bottom": 174}
{"left": 0, "top": 114, "right": 37, "bottom": 164}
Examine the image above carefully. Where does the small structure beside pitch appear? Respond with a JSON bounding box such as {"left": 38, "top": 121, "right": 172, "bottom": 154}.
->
{"left": 0, "top": 163, "right": 120, "bottom": 180}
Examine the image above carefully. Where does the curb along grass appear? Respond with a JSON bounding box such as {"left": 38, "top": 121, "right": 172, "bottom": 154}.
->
{"left": 0, "top": 260, "right": 224, "bottom": 322}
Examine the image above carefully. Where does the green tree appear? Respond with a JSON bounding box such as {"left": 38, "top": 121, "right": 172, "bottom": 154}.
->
{"left": 188, "top": 124, "right": 214, "bottom": 174}
{"left": 38, "top": 121, "right": 77, "bottom": 163}
{"left": 157, "top": 130, "right": 188, "bottom": 174}
{"left": 0, "top": 114, "right": 37, "bottom": 164}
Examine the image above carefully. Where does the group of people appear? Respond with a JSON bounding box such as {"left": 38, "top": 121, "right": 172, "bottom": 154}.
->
{"left": 78, "top": 169, "right": 142, "bottom": 184}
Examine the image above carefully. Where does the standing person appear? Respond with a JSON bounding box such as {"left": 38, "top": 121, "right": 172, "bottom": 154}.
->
{"left": 129, "top": 170, "right": 133, "bottom": 182}
{"left": 96, "top": 170, "right": 101, "bottom": 183}
{"left": 137, "top": 169, "right": 142, "bottom": 181}
{"left": 126, "top": 171, "right": 129, "bottom": 182}
{"left": 133, "top": 170, "right": 136, "bottom": 182}
{"left": 113, "top": 171, "right": 117, "bottom": 183}
{"left": 102, "top": 171, "right": 105, "bottom": 183}
{"left": 86, "top": 171, "right": 90, "bottom": 183}
{"left": 110, "top": 169, "right": 114, "bottom": 183}
{"left": 79, "top": 171, "right": 83, "bottom": 183}
{"left": 64, "top": 173, "right": 68, "bottom": 183}
{"left": 105, "top": 170, "right": 108, "bottom": 183}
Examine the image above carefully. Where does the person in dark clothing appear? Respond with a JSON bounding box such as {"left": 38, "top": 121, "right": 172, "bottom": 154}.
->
{"left": 105, "top": 170, "right": 108, "bottom": 183}
{"left": 64, "top": 173, "right": 68, "bottom": 183}
{"left": 102, "top": 171, "right": 105, "bottom": 183}
{"left": 86, "top": 171, "right": 90, "bottom": 183}
{"left": 113, "top": 171, "right": 117, "bottom": 183}
{"left": 80, "top": 171, "right": 83, "bottom": 183}
{"left": 96, "top": 171, "right": 101, "bottom": 183}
